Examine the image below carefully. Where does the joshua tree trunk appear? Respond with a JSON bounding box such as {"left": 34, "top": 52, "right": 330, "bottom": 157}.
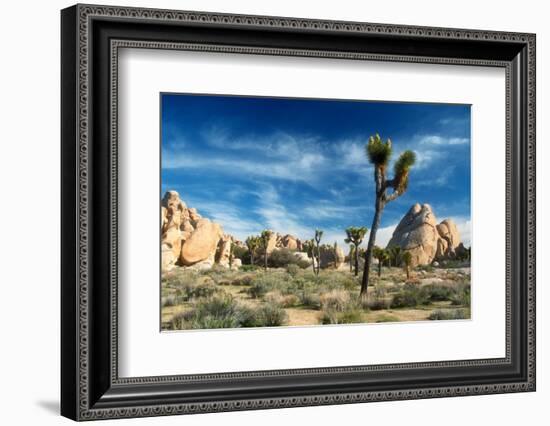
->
{"left": 378, "top": 260, "right": 382, "bottom": 277}
{"left": 354, "top": 244, "right": 359, "bottom": 276}
{"left": 406, "top": 266, "right": 410, "bottom": 280}
{"left": 316, "top": 247, "right": 320, "bottom": 275}
{"left": 250, "top": 251, "right": 254, "bottom": 266}
{"left": 264, "top": 249, "right": 268, "bottom": 271}
{"left": 361, "top": 195, "right": 384, "bottom": 298}
{"left": 349, "top": 246, "right": 353, "bottom": 273}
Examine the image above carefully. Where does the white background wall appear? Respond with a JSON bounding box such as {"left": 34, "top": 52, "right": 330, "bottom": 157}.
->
{"left": 0, "top": 0, "right": 546, "bottom": 424}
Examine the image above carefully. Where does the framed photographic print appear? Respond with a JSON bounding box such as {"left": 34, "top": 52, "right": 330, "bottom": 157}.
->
{"left": 61, "top": 4, "right": 536, "bottom": 421}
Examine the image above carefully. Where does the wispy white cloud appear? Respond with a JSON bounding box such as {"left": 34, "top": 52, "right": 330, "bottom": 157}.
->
{"left": 416, "top": 166, "right": 456, "bottom": 187}
{"left": 418, "top": 135, "right": 469, "bottom": 146}
{"left": 162, "top": 150, "right": 323, "bottom": 185}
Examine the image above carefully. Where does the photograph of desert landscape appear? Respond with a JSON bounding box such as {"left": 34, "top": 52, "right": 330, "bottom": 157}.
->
{"left": 160, "top": 94, "right": 471, "bottom": 331}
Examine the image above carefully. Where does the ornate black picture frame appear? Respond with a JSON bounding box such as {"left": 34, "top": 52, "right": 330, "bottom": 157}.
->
{"left": 61, "top": 4, "right": 536, "bottom": 421}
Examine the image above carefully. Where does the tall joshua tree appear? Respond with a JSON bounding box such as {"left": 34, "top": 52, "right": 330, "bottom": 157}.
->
{"left": 402, "top": 251, "right": 412, "bottom": 280}
{"left": 260, "top": 230, "right": 273, "bottom": 271}
{"left": 361, "top": 134, "right": 416, "bottom": 299}
{"left": 344, "top": 226, "right": 368, "bottom": 276}
{"left": 314, "top": 229, "right": 323, "bottom": 275}
{"left": 245, "top": 236, "right": 260, "bottom": 266}
{"left": 372, "top": 246, "right": 390, "bottom": 277}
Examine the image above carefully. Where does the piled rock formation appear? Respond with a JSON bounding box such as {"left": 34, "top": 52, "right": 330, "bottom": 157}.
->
{"left": 386, "top": 203, "right": 463, "bottom": 266}
{"left": 160, "top": 191, "right": 305, "bottom": 271}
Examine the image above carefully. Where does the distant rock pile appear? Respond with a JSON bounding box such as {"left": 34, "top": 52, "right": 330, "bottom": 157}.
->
{"left": 161, "top": 191, "right": 307, "bottom": 271}
{"left": 387, "top": 203, "right": 466, "bottom": 266}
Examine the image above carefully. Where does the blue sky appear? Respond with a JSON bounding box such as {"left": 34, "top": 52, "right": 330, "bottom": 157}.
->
{"left": 161, "top": 94, "right": 471, "bottom": 251}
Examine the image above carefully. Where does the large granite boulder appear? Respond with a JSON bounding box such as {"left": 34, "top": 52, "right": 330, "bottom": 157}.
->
{"left": 387, "top": 203, "right": 463, "bottom": 266}
{"left": 179, "top": 218, "right": 223, "bottom": 266}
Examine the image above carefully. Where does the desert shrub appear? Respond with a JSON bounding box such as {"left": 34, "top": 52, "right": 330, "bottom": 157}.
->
{"left": 172, "top": 294, "right": 288, "bottom": 329}
{"left": 265, "top": 291, "right": 299, "bottom": 308}
{"left": 247, "top": 281, "right": 270, "bottom": 299}
{"left": 375, "top": 314, "right": 400, "bottom": 323}
{"left": 298, "top": 290, "right": 321, "bottom": 309}
{"left": 315, "top": 271, "right": 358, "bottom": 291}
{"left": 418, "top": 264, "right": 435, "bottom": 272}
{"left": 180, "top": 281, "right": 220, "bottom": 300}
{"left": 390, "top": 284, "right": 430, "bottom": 308}
{"left": 231, "top": 274, "right": 255, "bottom": 286}
{"left": 268, "top": 248, "right": 299, "bottom": 268}
{"left": 239, "top": 264, "right": 260, "bottom": 272}
{"left": 367, "top": 297, "right": 390, "bottom": 311}
{"left": 428, "top": 309, "right": 468, "bottom": 320}
{"left": 256, "top": 303, "right": 288, "bottom": 326}
{"left": 319, "top": 289, "right": 350, "bottom": 312}
{"left": 320, "top": 305, "right": 363, "bottom": 325}
{"left": 424, "top": 284, "right": 454, "bottom": 302}
{"left": 286, "top": 263, "right": 300, "bottom": 276}
{"left": 450, "top": 283, "right": 471, "bottom": 307}
{"left": 172, "top": 295, "right": 241, "bottom": 329}
{"left": 161, "top": 294, "right": 179, "bottom": 307}
{"left": 245, "top": 272, "right": 291, "bottom": 298}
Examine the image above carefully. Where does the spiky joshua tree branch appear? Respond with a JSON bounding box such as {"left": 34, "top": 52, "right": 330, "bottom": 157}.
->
{"left": 360, "top": 134, "right": 416, "bottom": 299}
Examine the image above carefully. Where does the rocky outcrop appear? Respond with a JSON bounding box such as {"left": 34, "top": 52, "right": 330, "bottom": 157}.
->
{"left": 160, "top": 191, "right": 307, "bottom": 271}
{"left": 319, "top": 245, "right": 345, "bottom": 269}
{"left": 161, "top": 191, "right": 225, "bottom": 271}
{"left": 263, "top": 232, "right": 304, "bottom": 253}
{"left": 387, "top": 203, "right": 462, "bottom": 266}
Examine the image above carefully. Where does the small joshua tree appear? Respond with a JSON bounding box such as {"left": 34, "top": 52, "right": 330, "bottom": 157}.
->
{"left": 372, "top": 246, "right": 390, "bottom": 277}
{"left": 314, "top": 229, "right": 323, "bottom": 275}
{"left": 245, "top": 235, "right": 260, "bottom": 266}
{"left": 302, "top": 239, "right": 316, "bottom": 273}
{"left": 388, "top": 245, "right": 402, "bottom": 267}
{"left": 260, "top": 230, "right": 273, "bottom": 271}
{"left": 344, "top": 226, "right": 368, "bottom": 276}
{"left": 361, "top": 134, "right": 416, "bottom": 299}
{"left": 402, "top": 251, "right": 412, "bottom": 280}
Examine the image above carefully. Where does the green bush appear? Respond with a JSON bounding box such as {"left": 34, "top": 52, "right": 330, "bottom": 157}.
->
{"left": 319, "top": 289, "right": 350, "bottom": 312}
{"left": 231, "top": 274, "right": 254, "bottom": 286}
{"left": 320, "top": 306, "right": 363, "bottom": 324}
{"left": 239, "top": 264, "right": 260, "bottom": 272}
{"left": 450, "top": 283, "right": 471, "bottom": 307}
{"left": 428, "top": 309, "right": 469, "bottom": 320}
{"left": 256, "top": 303, "right": 288, "bottom": 326}
{"left": 172, "top": 295, "right": 241, "bottom": 329}
{"left": 268, "top": 248, "right": 299, "bottom": 268}
{"left": 367, "top": 297, "right": 390, "bottom": 311}
{"left": 286, "top": 264, "right": 300, "bottom": 276}
{"left": 375, "top": 314, "right": 400, "bottom": 323}
{"left": 424, "top": 284, "right": 454, "bottom": 302}
{"left": 390, "top": 284, "right": 430, "bottom": 308}
{"left": 299, "top": 290, "right": 321, "bottom": 309}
